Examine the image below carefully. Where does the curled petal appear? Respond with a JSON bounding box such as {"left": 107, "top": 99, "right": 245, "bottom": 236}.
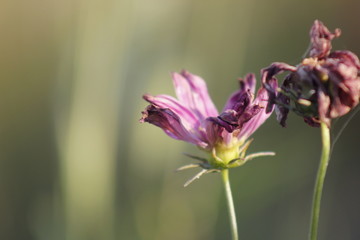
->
{"left": 235, "top": 105, "right": 263, "bottom": 137}
{"left": 239, "top": 79, "right": 278, "bottom": 139}
{"left": 261, "top": 62, "right": 297, "bottom": 113}
{"left": 140, "top": 105, "right": 207, "bottom": 148}
{"left": 216, "top": 110, "right": 239, "bottom": 132}
{"left": 339, "top": 76, "right": 360, "bottom": 107}
{"left": 220, "top": 106, "right": 262, "bottom": 131}
{"left": 329, "top": 95, "right": 351, "bottom": 119}
{"left": 208, "top": 103, "right": 261, "bottom": 137}
{"left": 223, "top": 73, "right": 255, "bottom": 112}
{"left": 172, "top": 71, "right": 218, "bottom": 119}
{"left": 318, "top": 50, "right": 360, "bottom": 118}
{"left": 211, "top": 98, "right": 261, "bottom": 135}
{"left": 309, "top": 20, "right": 341, "bottom": 59}
{"left": 261, "top": 62, "right": 297, "bottom": 83}
{"left": 208, "top": 108, "right": 256, "bottom": 134}
{"left": 328, "top": 69, "right": 359, "bottom": 110}
{"left": 240, "top": 73, "right": 256, "bottom": 95}
{"left": 275, "top": 74, "right": 292, "bottom": 127}
{"left": 205, "top": 119, "right": 233, "bottom": 147}
{"left": 329, "top": 50, "right": 360, "bottom": 69}
{"left": 207, "top": 114, "right": 235, "bottom": 136}
{"left": 328, "top": 51, "right": 360, "bottom": 108}
{"left": 205, "top": 119, "right": 225, "bottom": 147}
{"left": 224, "top": 91, "right": 251, "bottom": 117}
{"left": 143, "top": 94, "right": 198, "bottom": 130}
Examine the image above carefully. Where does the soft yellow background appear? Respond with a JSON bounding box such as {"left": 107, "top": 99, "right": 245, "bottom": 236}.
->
{"left": 1, "top": 0, "right": 359, "bottom": 239}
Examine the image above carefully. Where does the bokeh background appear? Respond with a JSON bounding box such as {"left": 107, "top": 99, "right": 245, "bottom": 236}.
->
{"left": 1, "top": 0, "right": 360, "bottom": 239}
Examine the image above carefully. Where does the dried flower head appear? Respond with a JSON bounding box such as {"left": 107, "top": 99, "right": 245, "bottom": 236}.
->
{"left": 262, "top": 20, "right": 360, "bottom": 127}
{"left": 141, "top": 71, "right": 275, "bottom": 185}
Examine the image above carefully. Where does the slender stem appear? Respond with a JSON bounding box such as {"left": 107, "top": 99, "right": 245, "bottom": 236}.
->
{"left": 221, "top": 169, "right": 239, "bottom": 240}
{"left": 309, "top": 122, "right": 331, "bottom": 240}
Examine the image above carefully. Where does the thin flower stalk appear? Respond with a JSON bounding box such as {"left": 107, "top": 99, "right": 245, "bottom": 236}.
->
{"left": 222, "top": 169, "right": 238, "bottom": 240}
{"left": 309, "top": 122, "right": 330, "bottom": 240}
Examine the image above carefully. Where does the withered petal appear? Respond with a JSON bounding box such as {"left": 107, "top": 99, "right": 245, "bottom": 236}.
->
{"left": 141, "top": 105, "right": 207, "bottom": 147}
{"left": 309, "top": 20, "right": 341, "bottom": 59}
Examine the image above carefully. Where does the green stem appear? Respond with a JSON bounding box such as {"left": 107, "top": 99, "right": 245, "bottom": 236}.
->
{"left": 221, "top": 169, "right": 239, "bottom": 240}
{"left": 309, "top": 122, "right": 331, "bottom": 240}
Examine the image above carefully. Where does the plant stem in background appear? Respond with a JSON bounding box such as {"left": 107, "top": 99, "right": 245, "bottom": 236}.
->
{"left": 222, "top": 169, "right": 239, "bottom": 240}
{"left": 309, "top": 122, "right": 331, "bottom": 240}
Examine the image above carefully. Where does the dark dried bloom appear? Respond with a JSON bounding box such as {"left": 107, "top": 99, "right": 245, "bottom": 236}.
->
{"left": 262, "top": 20, "right": 360, "bottom": 127}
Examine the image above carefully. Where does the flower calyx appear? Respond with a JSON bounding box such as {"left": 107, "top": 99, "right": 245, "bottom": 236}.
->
{"left": 176, "top": 139, "right": 275, "bottom": 187}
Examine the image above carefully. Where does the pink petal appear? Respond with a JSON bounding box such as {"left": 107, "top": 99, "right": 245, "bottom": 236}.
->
{"left": 141, "top": 105, "right": 208, "bottom": 148}
{"left": 143, "top": 94, "right": 198, "bottom": 130}
{"left": 205, "top": 119, "right": 233, "bottom": 149}
{"left": 239, "top": 79, "right": 277, "bottom": 139}
{"left": 172, "top": 71, "right": 218, "bottom": 120}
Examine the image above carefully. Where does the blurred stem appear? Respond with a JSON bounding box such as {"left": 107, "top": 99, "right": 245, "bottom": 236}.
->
{"left": 221, "top": 169, "right": 238, "bottom": 240}
{"left": 309, "top": 122, "right": 331, "bottom": 240}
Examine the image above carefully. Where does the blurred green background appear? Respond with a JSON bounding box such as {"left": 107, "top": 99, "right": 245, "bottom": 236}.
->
{"left": 1, "top": 0, "right": 360, "bottom": 239}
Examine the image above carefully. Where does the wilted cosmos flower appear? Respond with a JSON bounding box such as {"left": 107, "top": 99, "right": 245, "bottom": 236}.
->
{"left": 262, "top": 20, "right": 360, "bottom": 127}
{"left": 140, "top": 71, "right": 275, "bottom": 185}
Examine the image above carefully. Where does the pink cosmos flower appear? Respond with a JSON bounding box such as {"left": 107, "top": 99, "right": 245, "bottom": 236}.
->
{"left": 140, "top": 71, "right": 276, "bottom": 183}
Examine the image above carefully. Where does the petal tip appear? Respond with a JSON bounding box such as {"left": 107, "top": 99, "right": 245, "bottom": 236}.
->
{"left": 143, "top": 94, "right": 154, "bottom": 102}
{"left": 139, "top": 106, "right": 151, "bottom": 123}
